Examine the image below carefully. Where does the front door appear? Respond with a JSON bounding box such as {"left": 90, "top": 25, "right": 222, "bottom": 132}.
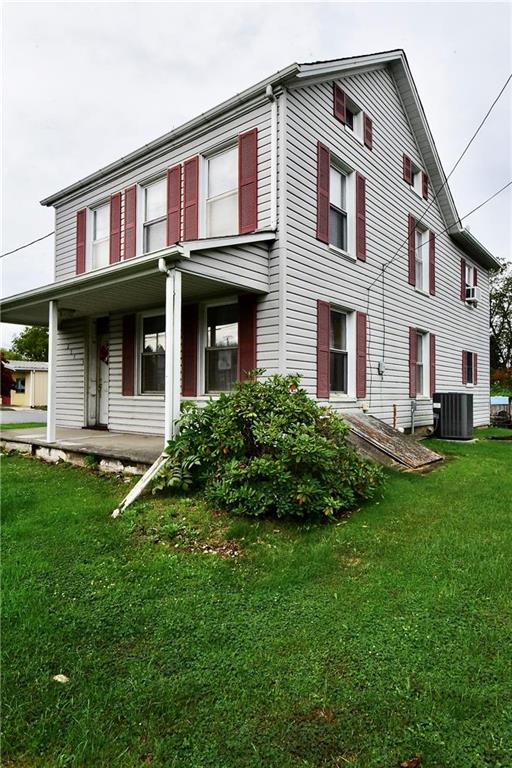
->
{"left": 97, "top": 334, "right": 109, "bottom": 426}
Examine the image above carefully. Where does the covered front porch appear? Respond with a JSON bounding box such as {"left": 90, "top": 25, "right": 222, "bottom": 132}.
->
{"left": 1, "top": 234, "right": 273, "bottom": 449}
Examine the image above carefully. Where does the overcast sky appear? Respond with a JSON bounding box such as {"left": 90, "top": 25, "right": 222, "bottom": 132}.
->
{"left": 1, "top": 1, "right": 511, "bottom": 347}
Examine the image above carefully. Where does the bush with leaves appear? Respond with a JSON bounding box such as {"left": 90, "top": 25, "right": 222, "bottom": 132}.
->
{"left": 154, "top": 371, "right": 383, "bottom": 519}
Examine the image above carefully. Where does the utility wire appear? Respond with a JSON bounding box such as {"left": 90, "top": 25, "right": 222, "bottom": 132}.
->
{"left": 1, "top": 231, "right": 55, "bottom": 259}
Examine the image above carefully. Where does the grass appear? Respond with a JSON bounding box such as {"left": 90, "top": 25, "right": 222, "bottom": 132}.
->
{"left": 0, "top": 422, "right": 46, "bottom": 430}
{"left": 1, "top": 428, "right": 511, "bottom": 768}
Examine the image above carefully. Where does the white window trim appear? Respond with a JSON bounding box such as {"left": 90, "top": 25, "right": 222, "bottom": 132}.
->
{"left": 137, "top": 176, "right": 167, "bottom": 257}
{"left": 329, "top": 157, "right": 356, "bottom": 259}
{"left": 414, "top": 225, "right": 429, "bottom": 296}
{"left": 465, "top": 350, "right": 476, "bottom": 386}
{"left": 329, "top": 307, "right": 356, "bottom": 399}
{"left": 464, "top": 263, "right": 477, "bottom": 305}
{"left": 136, "top": 307, "right": 166, "bottom": 397}
{"left": 415, "top": 329, "right": 430, "bottom": 398}
{"left": 411, "top": 166, "right": 423, "bottom": 197}
{"left": 198, "top": 296, "right": 238, "bottom": 396}
{"left": 86, "top": 199, "right": 110, "bottom": 272}
{"left": 199, "top": 140, "right": 239, "bottom": 239}
{"left": 343, "top": 95, "right": 364, "bottom": 144}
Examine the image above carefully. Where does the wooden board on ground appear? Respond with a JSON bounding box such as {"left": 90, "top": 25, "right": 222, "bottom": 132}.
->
{"left": 342, "top": 413, "right": 443, "bottom": 470}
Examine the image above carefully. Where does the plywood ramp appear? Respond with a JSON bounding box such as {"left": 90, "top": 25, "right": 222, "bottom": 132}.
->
{"left": 342, "top": 413, "right": 442, "bottom": 470}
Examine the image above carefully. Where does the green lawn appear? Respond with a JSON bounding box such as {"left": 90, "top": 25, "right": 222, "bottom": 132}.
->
{"left": 0, "top": 422, "right": 46, "bottom": 430}
{"left": 2, "top": 430, "right": 511, "bottom": 768}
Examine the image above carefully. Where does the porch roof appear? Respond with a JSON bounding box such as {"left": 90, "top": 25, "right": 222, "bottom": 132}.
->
{"left": 0, "top": 232, "right": 274, "bottom": 326}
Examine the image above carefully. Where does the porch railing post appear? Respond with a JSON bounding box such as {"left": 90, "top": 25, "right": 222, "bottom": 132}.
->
{"left": 47, "top": 299, "right": 58, "bottom": 443}
{"left": 164, "top": 268, "right": 182, "bottom": 444}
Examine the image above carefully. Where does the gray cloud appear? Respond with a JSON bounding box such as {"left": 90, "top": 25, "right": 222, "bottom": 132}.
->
{"left": 2, "top": 1, "right": 511, "bottom": 347}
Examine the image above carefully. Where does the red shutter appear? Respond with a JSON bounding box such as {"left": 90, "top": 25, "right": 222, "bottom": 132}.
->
{"left": 430, "top": 333, "right": 436, "bottom": 397}
{"left": 409, "top": 327, "right": 417, "bottom": 397}
{"left": 122, "top": 314, "right": 136, "bottom": 396}
{"left": 167, "top": 164, "right": 182, "bottom": 245}
{"left": 363, "top": 113, "right": 373, "bottom": 150}
{"left": 473, "top": 268, "right": 478, "bottom": 287}
{"left": 408, "top": 214, "right": 416, "bottom": 285}
{"left": 238, "top": 293, "right": 257, "bottom": 380}
{"left": 460, "top": 258, "right": 466, "bottom": 301}
{"left": 239, "top": 128, "right": 258, "bottom": 234}
{"left": 462, "top": 350, "right": 467, "bottom": 385}
{"left": 316, "top": 142, "right": 330, "bottom": 243}
{"left": 422, "top": 172, "right": 429, "bottom": 200}
{"left": 356, "top": 173, "right": 367, "bottom": 262}
{"left": 333, "top": 84, "right": 346, "bottom": 124}
{"left": 124, "top": 185, "right": 137, "bottom": 260}
{"left": 403, "top": 154, "right": 412, "bottom": 184}
{"left": 429, "top": 230, "right": 436, "bottom": 295}
{"left": 316, "top": 300, "right": 330, "bottom": 399}
{"left": 76, "top": 208, "right": 87, "bottom": 274}
{"left": 356, "top": 311, "right": 367, "bottom": 399}
{"left": 109, "top": 192, "right": 122, "bottom": 264}
{"left": 182, "top": 303, "right": 198, "bottom": 396}
{"left": 183, "top": 156, "right": 199, "bottom": 241}
{"left": 474, "top": 353, "right": 478, "bottom": 385}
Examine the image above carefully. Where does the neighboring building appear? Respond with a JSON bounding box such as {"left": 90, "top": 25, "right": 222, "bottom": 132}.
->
{"left": 0, "top": 50, "right": 499, "bottom": 446}
{"left": 5, "top": 361, "right": 48, "bottom": 408}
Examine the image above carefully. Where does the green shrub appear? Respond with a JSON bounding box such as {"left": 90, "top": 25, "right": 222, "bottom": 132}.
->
{"left": 154, "top": 371, "right": 383, "bottom": 519}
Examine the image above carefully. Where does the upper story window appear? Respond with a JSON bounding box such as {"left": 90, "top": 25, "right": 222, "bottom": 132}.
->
{"left": 143, "top": 179, "right": 166, "bottom": 253}
{"left": 205, "top": 303, "right": 238, "bottom": 392}
{"left": 206, "top": 146, "right": 238, "bottom": 237}
{"left": 465, "top": 263, "right": 476, "bottom": 295}
{"left": 329, "top": 166, "right": 348, "bottom": 252}
{"left": 330, "top": 309, "right": 348, "bottom": 394}
{"left": 91, "top": 203, "right": 110, "bottom": 270}
{"left": 140, "top": 314, "right": 165, "bottom": 393}
{"left": 415, "top": 226, "right": 429, "bottom": 292}
{"left": 345, "top": 98, "right": 363, "bottom": 140}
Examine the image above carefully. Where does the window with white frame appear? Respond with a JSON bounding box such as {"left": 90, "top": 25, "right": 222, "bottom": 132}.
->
{"left": 14, "top": 376, "right": 26, "bottom": 394}
{"left": 415, "top": 331, "right": 428, "bottom": 395}
{"left": 415, "top": 226, "right": 428, "bottom": 292}
{"left": 345, "top": 97, "right": 363, "bottom": 140}
{"left": 330, "top": 309, "right": 348, "bottom": 393}
{"left": 329, "top": 166, "right": 349, "bottom": 252}
{"left": 143, "top": 178, "right": 166, "bottom": 253}
{"left": 206, "top": 146, "right": 238, "bottom": 237}
{"left": 205, "top": 303, "right": 238, "bottom": 392}
{"left": 140, "top": 314, "right": 166, "bottom": 393}
{"left": 411, "top": 163, "right": 422, "bottom": 196}
{"left": 465, "top": 351, "right": 475, "bottom": 384}
{"left": 91, "top": 203, "right": 110, "bottom": 270}
{"left": 465, "top": 263, "right": 476, "bottom": 298}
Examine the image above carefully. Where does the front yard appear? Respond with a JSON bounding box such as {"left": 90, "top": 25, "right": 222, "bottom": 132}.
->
{"left": 2, "top": 431, "right": 511, "bottom": 767}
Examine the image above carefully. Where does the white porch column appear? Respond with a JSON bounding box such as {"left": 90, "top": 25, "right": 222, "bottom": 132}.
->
{"left": 47, "top": 299, "right": 58, "bottom": 443}
{"left": 164, "top": 268, "right": 182, "bottom": 444}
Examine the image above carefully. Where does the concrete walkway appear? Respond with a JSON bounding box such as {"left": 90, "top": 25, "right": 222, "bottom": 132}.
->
{"left": 0, "top": 426, "right": 163, "bottom": 465}
{"left": 0, "top": 408, "right": 47, "bottom": 425}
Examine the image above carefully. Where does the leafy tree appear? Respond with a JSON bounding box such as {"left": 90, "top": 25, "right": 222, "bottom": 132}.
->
{"left": 1, "top": 353, "right": 14, "bottom": 400}
{"left": 490, "top": 261, "right": 512, "bottom": 372}
{"left": 10, "top": 326, "right": 49, "bottom": 362}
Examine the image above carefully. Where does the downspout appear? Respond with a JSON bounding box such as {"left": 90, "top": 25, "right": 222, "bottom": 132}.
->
{"left": 266, "top": 84, "right": 278, "bottom": 231}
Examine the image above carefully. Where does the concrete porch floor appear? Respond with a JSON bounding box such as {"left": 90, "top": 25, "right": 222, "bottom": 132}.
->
{"left": 0, "top": 426, "right": 163, "bottom": 465}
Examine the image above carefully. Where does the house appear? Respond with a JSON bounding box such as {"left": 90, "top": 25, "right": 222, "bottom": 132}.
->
{"left": 4, "top": 360, "right": 48, "bottom": 408}
{"left": 0, "top": 50, "right": 499, "bottom": 448}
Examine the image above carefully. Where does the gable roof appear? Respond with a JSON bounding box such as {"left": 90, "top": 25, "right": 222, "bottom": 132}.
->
{"left": 40, "top": 49, "right": 499, "bottom": 270}
{"left": 4, "top": 360, "right": 48, "bottom": 371}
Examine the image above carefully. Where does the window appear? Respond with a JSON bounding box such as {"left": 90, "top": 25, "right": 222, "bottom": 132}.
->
{"left": 91, "top": 203, "right": 110, "bottom": 270}
{"left": 14, "top": 376, "right": 26, "bottom": 394}
{"left": 465, "top": 351, "right": 476, "bottom": 384}
{"left": 416, "top": 331, "right": 428, "bottom": 395}
{"left": 465, "top": 263, "right": 475, "bottom": 298}
{"left": 344, "top": 96, "right": 363, "bottom": 139}
{"left": 141, "top": 315, "right": 165, "bottom": 393}
{"left": 330, "top": 310, "right": 348, "bottom": 393}
{"left": 143, "top": 179, "right": 166, "bottom": 253}
{"left": 345, "top": 107, "right": 355, "bottom": 131}
{"left": 415, "top": 227, "right": 428, "bottom": 292}
{"left": 329, "top": 166, "right": 348, "bottom": 252}
{"left": 205, "top": 303, "right": 238, "bottom": 392}
{"left": 411, "top": 165, "right": 422, "bottom": 196}
{"left": 206, "top": 146, "right": 238, "bottom": 237}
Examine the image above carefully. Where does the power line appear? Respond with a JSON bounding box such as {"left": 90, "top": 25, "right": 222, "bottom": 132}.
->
{"left": 368, "top": 71, "right": 512, "bottom": 291}
{"left": 1, "top": 231, "right": 55, "bottom": 259}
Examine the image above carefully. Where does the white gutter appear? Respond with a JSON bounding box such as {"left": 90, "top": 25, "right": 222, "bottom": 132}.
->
{"left": 266, "top": 85, "right": 278, "bottom": 230}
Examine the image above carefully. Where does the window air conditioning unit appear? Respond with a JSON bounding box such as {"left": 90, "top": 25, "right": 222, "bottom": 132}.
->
{"left": 466, "top": 286, "right": 481, "bottom": 304}
{"left": 433, "top": 392, "right": 473, "bottom": 440}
